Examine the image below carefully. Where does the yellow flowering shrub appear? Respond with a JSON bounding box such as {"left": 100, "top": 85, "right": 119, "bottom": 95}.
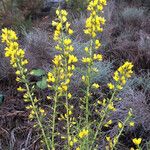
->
{"left": 1, "top": 0, "right": 139, "bottom": 150}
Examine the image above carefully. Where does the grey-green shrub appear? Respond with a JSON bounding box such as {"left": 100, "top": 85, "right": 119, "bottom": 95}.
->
{"left": 121, "top": 7, "right": 145, "bottom": 26}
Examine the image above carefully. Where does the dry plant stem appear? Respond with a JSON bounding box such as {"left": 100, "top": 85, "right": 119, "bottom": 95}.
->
{"left": 90, "top": 91, "right": 116, "bottom": 150}
{"left": 17, "top": 60, "right": 50, "bottom": 150}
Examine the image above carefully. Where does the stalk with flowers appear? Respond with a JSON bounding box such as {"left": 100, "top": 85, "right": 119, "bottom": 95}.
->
{"left": 1, "top": 28, "right": 50, "bottom": 150}
{"left": 81, "top": 0, "right": 106, "bottom": 148}
{"left": 49, "top": 8, "right": 78, "bottom": 150}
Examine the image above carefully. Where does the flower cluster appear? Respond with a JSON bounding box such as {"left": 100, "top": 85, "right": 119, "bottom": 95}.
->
{"left": 52, "top": 9, "right": 73, "bottom": 41}
{"left": 84, "top": 0, "right": 106, "bottom": 37}
{"left": 1, "top": 28, "right": 28, "bottom": 82}
{"left": 48, "top": 8, "right": 78, "bottom": 95}
{"left": 130, "top": 138, "right": 142, "bottom": 150}
{"left": 108, "top": 61, "right": 133, "bottom": 90}
{"left": 82, "top": 0, "right": 106, "bottom": 66}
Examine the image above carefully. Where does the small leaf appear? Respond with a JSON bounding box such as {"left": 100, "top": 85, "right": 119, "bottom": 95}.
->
{"left": 36, "top": 77, "right": 47, "bottom": 89}
{"left": 30, "top": 69, "right": 46, "bottom": 77}
{"left": 0, "top": 94, "right": 4, "bottom": 105}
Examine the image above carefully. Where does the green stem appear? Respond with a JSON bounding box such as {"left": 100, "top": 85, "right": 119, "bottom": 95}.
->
{"left": 25, "top": 83, "right": 51, "bottom": 150}
{"left": 86, "top": 66, "right": 90, "bottom": 126}
{"left": 112, "top": 115, "right": 130, "bottom": 150}
{"left": 59, "top": 22, "right": 70, "bottom": 149}
{"left": 17, "top": 59, "right": 50, "bottom": 150}
{"left": 52, "top": 91, "right": 58, "bottom": 150}
{"left": 137, "top": 145, "right": 142, "bottom": 150}
{"left": 90, "top": 91, "right": 116, "bottom": 150}
{"left": 66, "top": 91, "right": 70, "bottom": 150}
{"left": 85, "top": 39, "right": 94, "bottom": 149}
{"left": 64, "top": 55, "right": 70, "bottom": 150}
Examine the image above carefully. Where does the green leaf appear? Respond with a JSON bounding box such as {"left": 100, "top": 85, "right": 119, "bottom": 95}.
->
{"left": 30, "top": 69, "right": 46, "bottom": 77}
{"left": 36, "top": 77, "right": 47, "bottom": 90}
{"left": 0, "top": 94, "right": 4, "bottom": 105}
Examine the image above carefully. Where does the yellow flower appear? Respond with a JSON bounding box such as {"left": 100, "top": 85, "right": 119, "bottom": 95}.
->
{"left": 113, "top": 72, "right": 119, "bottom": 81}
{"left": 61, "top": 9, "right": 68, "bottom": 16}
{"left": 66, "top": 22, "right": 70, "bottom": 29}
{"left": 129, "top": 121, "right": 135, "bottom": 127}
{"left": 78, "top": 129, "right": 89, "bottom": 138}
{"left": 118, "top": 122, "right": 123, "bottom": 128}
{"left": 55, "top": 45, "right": 62, "bottom": 50}
{"left": 128, "top": 110, "right": 133, "bottom": 117}
{"left": 107, "top": 83, "right": 114, "bottom": 90}
{"left": 52, "top": 21, "right": 58, "bottom": 26}
{"left": 108, "top": 103, "right": 116, "bottom": 111}
{"left": 15, "top": 70, "right": 21, "bottom": 75}
{"left": 68, "top": 93, "right": 72, "bottom": 99}
{"left": 82, "top": 75, "right": 86, "bottom": 81}
{"left": 104, "top": 120, "right": 112, "bottom": 127}
{"left": 106, "top": 136, "right": 111, "bottom": 141}
{"left": 39, "top": 108, "right": 45, "bottom": 114}
{"left": 64, "top": 38, "right": 72, "bottom": 45}
{"left": 56, "top": 9, "right": 60, "bottom": 15}
{"left": 82, "top": 57, "right": 91, "bottom": 63}
{"left": 68, "top": 54, "right": 78, "bottom": 64}
{"left": 68, "top": 110, "right": 72, "bottom": 115}
{"left": 93, "top": 53, "right": 103, "bottom": 61}
{"left": 73, "top": 137, "right": 77, "bottom": 143}
{"left": 17, "top": 86, "right": 26, "bottom": 92}
{"left": 95, "top": 39, "right": 101, "bottom": 49}
{"left": 69, "top": 141, "right": 73, "bottom": 147}
{"left": 21, "top": 59, "right": 28, "bottom": 66}
{"left": 52, "top": 55, "right": 62, "bottom": 66}
{"left": 68, "top": 29, "right": 73, "bottom": 35}
{"left": 62, "top": 85, "right": 68, "bottom": 91}
{"left": 132, "top": 138, "right": 142, "bottom": 145}
{"left": 116, "top": 84, "right": 123, "bottom": 90}
{"left": 84, "top": 47, "right": 89, "bottom": 52}
{"left": 92, "top": 83, "right": 100, "bottom": 89}
{"left": 47, "top": 72, "right": 55, "bottom": 83}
